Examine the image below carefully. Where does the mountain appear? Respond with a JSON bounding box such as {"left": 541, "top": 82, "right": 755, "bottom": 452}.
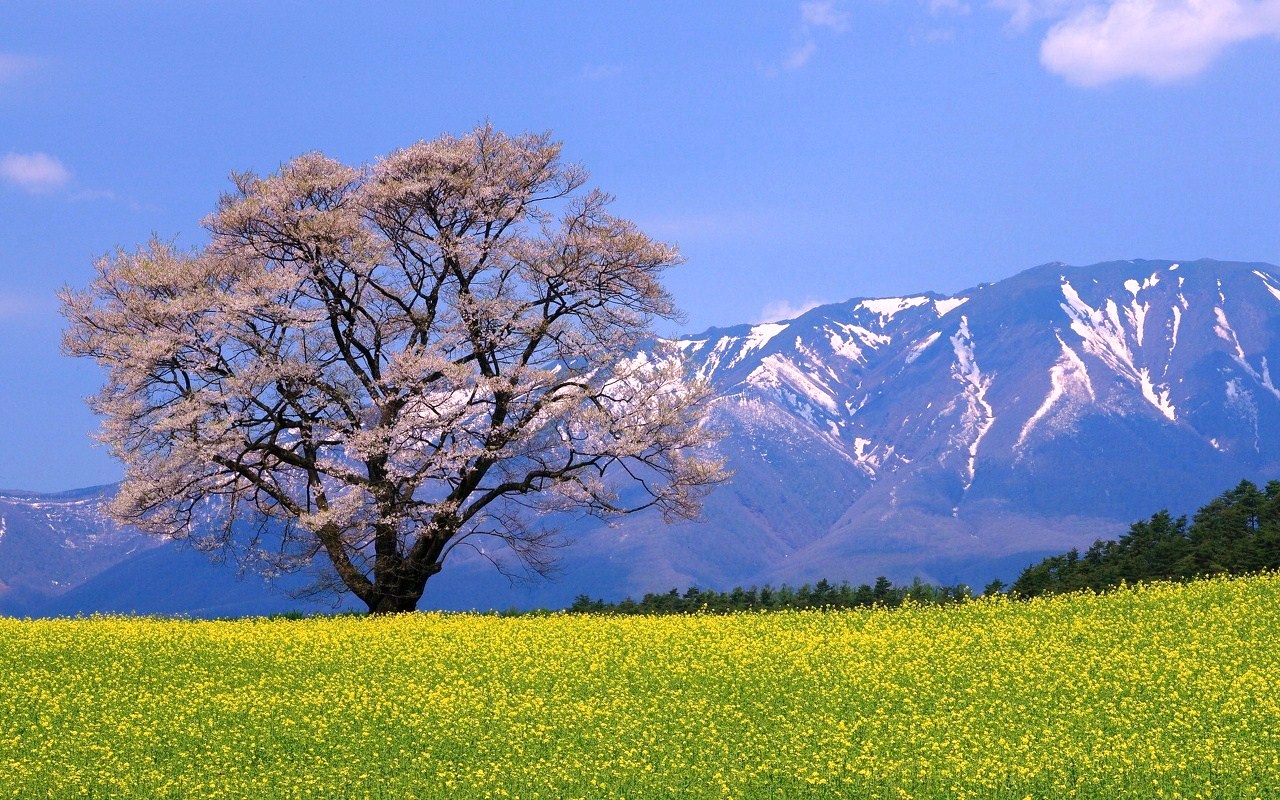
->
{"left": 0, "top": 485, "right": 320, "bottom": 617}
{"left": 0, "top": 485, "right": 155, "bottom": 613}
{"left": 4, "top": 259, "right": 1279, "bottom": 615}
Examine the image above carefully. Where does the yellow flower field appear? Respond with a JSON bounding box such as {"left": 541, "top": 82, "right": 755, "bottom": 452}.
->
{"left": 2, "top": 575, "right": 1279, "bottom": 799}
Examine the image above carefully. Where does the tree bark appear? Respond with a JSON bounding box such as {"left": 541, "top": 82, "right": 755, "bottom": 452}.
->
{"left": 364, "top": 558, "right": 442, "bottom": 615}
{"left": 367, "top": 592, "right": 421, "bottom": 615}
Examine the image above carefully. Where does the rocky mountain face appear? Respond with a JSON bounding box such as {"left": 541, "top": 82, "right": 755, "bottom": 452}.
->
{"left": 4, "top": 259, "right": 1279, "bottom": 615}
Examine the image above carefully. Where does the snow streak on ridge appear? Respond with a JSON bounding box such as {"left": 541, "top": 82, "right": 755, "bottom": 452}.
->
{"left": 1015, "top": 335, "right": 1095, "bottom": 453}
{"left": 948, "top": 316, "right": 995, "bottom": 495}
{"left": 1254, "top": 270, "right": 1280, "bottom": 304}
{"left": 1214, "top": 306, "right": 1280, "bottom": 401}
{"left": 1059, "top": 279, "right": 1176, "bottom": 421}
{"left": 859, "top": 296, "right": 930, "bottom": 321}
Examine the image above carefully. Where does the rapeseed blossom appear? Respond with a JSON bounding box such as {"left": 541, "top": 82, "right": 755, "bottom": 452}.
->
{"left": 1, "top": 574, "right": 1278, "bottom": 798}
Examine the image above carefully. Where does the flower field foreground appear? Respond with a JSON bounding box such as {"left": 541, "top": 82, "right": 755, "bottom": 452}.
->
{"left": 3, "top": 576, "right": 1279, "bottom": 799}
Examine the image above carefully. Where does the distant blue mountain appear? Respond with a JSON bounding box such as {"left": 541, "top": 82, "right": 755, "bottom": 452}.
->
{"left": 4, "top": 259, "right": 1278, "bottom": 615}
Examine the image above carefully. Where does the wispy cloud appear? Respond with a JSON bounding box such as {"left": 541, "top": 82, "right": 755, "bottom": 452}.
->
{"left": 0, "top": 52, "right": 38, "bottom": 83}
{"left": 580, "top": 64, "right": 622, "bottom": 81}
{"left": 0, "top": 290, "right": 52, "bottom": 320}
{"left": 989, "top": 0, "right": 1086, "bottom": 30}
{"left": 69, "top": 188, "right": 118, "bottom": 203}
{"left": 758, "top": 298, "right": 826, "bottom": 322}
{"left": 929, "top": 0, "right": 973, "bottom": 16}
{"left": 919, "top": 28, "right": 959, "bottom": 42}
{"left": 1040, "top": 0, "right": 1280, "bottom": 86}
{"left": 783, "top": 39, "right": 821, "bottom": 69}
{"left": 779, "top": 1, "right": 852, "bottom": 72}
{"left": 802, "top": 0, "right": 853, "bottom": 30}
{"left": 0, "top": 152, "right": 72, "bottom": 194}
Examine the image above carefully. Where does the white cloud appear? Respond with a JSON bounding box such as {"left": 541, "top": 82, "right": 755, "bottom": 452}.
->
{"left": 911, "top": 26, "right": 960, "bottom": 43}
{"left": 802, "top": 1, "right": 853, "bottom": 31}
{"left": 1039, "top": 0, "right": 1280, "bottom": 85}
{"left": 0, "top": 152, "right": 72, "bottom": 194}
{"left": 69, "top": 188, "right": 117, "bottom": 202}
{"left": 989, "top": 0, "right": 1090, "bottom": 31}
{"left": 778, "top": 1, "right": 851, "bottom": 72}
{"left": 759, "top": 298, "right": 826, "bottom": 322}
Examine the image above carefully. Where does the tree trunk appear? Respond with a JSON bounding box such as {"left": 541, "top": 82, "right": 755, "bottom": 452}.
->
{"left": 366, "top": 592, "right": 421, "bottom": 615}
{"left": 363, "top": 560, "right": 442, "bottom": 615}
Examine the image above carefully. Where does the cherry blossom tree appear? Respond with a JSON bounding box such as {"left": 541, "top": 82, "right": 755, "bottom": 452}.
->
{"left": 61, "top": 126, "right": 725, "bottom": 613}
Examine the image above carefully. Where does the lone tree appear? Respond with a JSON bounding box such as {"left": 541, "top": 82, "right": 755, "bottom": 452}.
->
{"left": 61, "top": 126, "right": 726, "bottom": 613}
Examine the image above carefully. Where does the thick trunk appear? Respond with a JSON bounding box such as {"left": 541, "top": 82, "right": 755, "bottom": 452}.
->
{"left": 359, "top": 514, "right": 452, "bottom": 615}
{"left": 366, "top": 591, "right": 421, "bottom": 615}
{"left": 363, "top": 560, "right": 443, "bottom": 615}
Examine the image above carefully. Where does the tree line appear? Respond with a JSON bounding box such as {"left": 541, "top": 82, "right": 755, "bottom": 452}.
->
{"left": 562, "top": 478, "right": 1280, "bottom": 614}
{"left": 567, "top": 576, "right": 983, "bottom": 615}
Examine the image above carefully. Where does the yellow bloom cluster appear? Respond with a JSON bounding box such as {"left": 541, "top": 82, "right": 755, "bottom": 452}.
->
{"left": 2, "top": 574, "right": 1278, "bottom": 799}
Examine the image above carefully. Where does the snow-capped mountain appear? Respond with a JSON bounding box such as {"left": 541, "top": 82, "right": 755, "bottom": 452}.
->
{"left": 689, "top": 257, "right": 1280, "bottom": 516}
{"left": 4, "top": 259, "right": 1278, "bottom": 614}
{"left": 646, "top": 258, "right": 1280, "bottom": 583}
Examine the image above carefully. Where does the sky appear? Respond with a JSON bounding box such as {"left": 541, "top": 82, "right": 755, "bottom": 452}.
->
{"left": 1, "top": 0, "right": 1278, "bottom": 491}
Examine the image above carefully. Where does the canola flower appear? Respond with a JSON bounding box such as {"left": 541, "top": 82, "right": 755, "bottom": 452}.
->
{"left": 2, "top": 574, "right": 1279, "bottom": 799}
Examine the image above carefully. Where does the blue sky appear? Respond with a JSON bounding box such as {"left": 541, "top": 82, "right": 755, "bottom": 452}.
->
{"left": 1, "top": 0, "right": 1278, "bottom": 490}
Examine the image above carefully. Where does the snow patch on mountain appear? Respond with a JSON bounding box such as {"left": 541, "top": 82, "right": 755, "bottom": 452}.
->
{"left": 1138, "top": 369, "right": 1177, "bottom": 421}
{"left": 1213, "top": 306, "right": 1237, "bottom": 349}
{"left": 748, "top": 355, "right": 839, "bottom": 415}
{"left": 947, "top": 316, "right": 995, "bottom": 493}
{"left": 905, "top": 331, "right": 943, "bottom": 364}
{"left": 1015, "top": 335, "right": 1095, "bottom": 452}
{"left": 1124, "top": 273, "right": 1161, "bottom": 297}
{"left": 1214, "top": 307, "right": 1280, "bottom": 400}
{"left": 858, "top": 296, "right": 930, "bottom": 322}
{"left": 1125, "top": 297, "right": 1150, "bottom": 346}
{"left": 1254, "top": 270, "right": 1280, "bottom": 304}
{"left": 850, "top": 436, "right": 900, "bottom": 477}
{"left": 826, "top": 323, "right": 890, "bottom": 364}
{"left": 934, "top": 297, "right": 968, "bottom": 317}
{"left": 1060, "top": 279, "right": 1176, "bottom": 420}
{"left": 1224, "top": 378, "right": 1260, "bottom": 452}
{"left": 727, "top": 323, "right": 788, "bottom": 369}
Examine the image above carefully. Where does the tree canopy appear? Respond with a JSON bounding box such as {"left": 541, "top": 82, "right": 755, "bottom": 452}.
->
{"left": 61, "top": 125, "right": 726, "bottom": 613}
